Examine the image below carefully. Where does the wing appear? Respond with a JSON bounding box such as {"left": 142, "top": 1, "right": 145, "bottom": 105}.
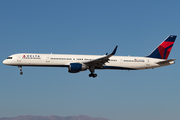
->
{"left": 84, "top": 46, "right": 118, "bottom": 68}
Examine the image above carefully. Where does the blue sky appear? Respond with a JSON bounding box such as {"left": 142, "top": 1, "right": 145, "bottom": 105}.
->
{"left": 0, "top": 1, "right": 180, "bottom": 120}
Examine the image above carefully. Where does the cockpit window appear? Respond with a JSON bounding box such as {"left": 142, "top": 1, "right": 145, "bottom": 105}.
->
{"left": 7, "top": 57, "right": 13, "bottom": 59}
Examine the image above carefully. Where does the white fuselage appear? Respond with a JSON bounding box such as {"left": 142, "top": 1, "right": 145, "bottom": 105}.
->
{"left": 2, "top": 35, "right": 176, "bottom": 77}
{"left": 3, "top": 53, "right": 174, "bottom": 70}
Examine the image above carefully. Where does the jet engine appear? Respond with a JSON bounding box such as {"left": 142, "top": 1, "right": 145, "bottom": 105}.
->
{"left": 68, "top": 63, "right": 87, "bottom": 73}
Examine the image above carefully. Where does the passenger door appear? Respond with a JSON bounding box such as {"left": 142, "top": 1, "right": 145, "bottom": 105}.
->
{"left": 146, "top": 59, "right": 150, "bottom": 66}
{"left": 17, "top": 56, "right": 21, "bottom": 62}
{"left": 46, "top": 57, "right": 50, "bottom": 63}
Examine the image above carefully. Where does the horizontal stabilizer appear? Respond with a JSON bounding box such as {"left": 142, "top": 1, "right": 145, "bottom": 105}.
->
{"left": 156, "top": 59, "right": 176, "bottom": 64}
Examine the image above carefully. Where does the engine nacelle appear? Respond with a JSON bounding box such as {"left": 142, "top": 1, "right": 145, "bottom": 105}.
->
{"left": 68, "top": 63, "right": 87, "bottom": 73}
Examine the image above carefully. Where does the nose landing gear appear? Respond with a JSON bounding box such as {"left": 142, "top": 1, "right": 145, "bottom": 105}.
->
{"left": 18, "top": 66, "right": 23, "bottom": 75}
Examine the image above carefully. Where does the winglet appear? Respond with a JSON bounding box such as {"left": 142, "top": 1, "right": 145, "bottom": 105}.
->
{"left": 111, "top": 45, "right": 118, "bottom": 55}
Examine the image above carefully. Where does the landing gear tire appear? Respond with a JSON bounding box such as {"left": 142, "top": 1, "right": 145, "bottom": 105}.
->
{"left": 89, "top": 73, "right": 97, "bottom": 78}
{"left": 93, "top": 74, "right": 97, "bottom": 78}
{"left": 20, "top": 72, "right": 23, "bottom": 75}
{"left": 89, "top": 74, "right": 92, "bottom": 77}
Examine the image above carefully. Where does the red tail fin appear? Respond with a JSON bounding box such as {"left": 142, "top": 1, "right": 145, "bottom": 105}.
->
{"left": 147, "top": 35, "right": 176, "bottom": 59}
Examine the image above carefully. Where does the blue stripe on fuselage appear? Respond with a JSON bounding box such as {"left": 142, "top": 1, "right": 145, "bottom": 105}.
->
{"left": 96, "top": 66, "right": 137, "bottom": 70}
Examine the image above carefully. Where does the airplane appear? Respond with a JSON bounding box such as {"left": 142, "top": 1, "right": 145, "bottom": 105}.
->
{"left": 3, "top": 35, "right": 177, "bottom": 78}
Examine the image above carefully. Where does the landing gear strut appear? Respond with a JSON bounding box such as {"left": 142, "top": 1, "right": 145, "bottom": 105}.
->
{"left": 88, "top": 66, "right": 97, "bottom": 78}
{"left": 18, "top": 66, "right": 23, "bottom": 75}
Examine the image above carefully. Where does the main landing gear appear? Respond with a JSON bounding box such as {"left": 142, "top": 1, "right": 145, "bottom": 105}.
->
{"left": 89, "top": 73, "right": 97, "bottom": 78}
{"left": 18, "top": 66, "right": 23, "bottom": 75}
{"left": 88, "top": 66, "right": 97, "bottom": 78}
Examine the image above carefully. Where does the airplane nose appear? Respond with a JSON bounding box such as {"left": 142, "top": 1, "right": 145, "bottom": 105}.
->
{"left": 3, "top": 60, "right": 7, "bottom": 65}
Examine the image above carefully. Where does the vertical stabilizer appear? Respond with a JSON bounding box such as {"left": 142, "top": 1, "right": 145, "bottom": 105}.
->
{"left": 147, "top": 35, "right": 176, "bottom": 59}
